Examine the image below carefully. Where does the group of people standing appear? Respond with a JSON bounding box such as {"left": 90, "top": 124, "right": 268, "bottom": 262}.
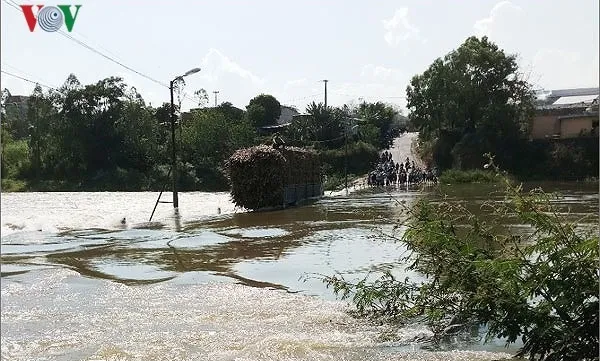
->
{"left": 367, "top": 151, "right": 438, "bottom": 187}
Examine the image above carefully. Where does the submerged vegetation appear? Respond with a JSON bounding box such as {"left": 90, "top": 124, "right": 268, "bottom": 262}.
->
{"left": 323, "top": 156, "right": 599, "bottom": 360}
{"left": 438, "top": 169, "right": 502, "bottom": 184}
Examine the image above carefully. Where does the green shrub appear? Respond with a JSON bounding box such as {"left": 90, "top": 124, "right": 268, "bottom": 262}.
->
{"left": 1, "top": 139, "right": 31, "bottom": 179}
{"left": 322, "top": 156, "right": 599, "bottom": 360}
{"left": 320, "top": 141, "right": 378, "bottom": 176}
{"left": 438, "top": 168, "right": 501, "bottom": 184}
{"left": 1, "top": 178, "right": 27, "bottom": 192}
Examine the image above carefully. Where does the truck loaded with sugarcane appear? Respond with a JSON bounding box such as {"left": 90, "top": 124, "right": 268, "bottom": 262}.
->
{"left": 224, "top": 144, "right": 323, "bottom": 211}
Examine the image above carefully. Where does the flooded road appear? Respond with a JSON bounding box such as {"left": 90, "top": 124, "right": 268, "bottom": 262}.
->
{"left": 1, "top": 182, "right": 597, "bottom": 360}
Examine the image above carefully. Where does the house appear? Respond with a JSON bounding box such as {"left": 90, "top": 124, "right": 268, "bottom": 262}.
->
{"left": 531, "top": 87, "right": 599, "bottom": 139}
{"left": 257, "top": 105, "right": 300, "bottom": 135}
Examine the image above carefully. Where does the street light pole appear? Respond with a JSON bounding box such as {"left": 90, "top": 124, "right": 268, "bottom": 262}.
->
{"left": 169, "top": 67, "right": 201, "bottom": 211}
{"left": 170, "top": 79, "right": 178, "bottom": 209}
{"left": 345, "top": 124, "right": 348, "bottom": 195}
{"left": 344, "top": 122, "right": 359, "bottom": 196}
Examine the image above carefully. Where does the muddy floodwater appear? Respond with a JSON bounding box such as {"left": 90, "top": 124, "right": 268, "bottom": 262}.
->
{"left": 1, "top": 181, "right": 598, "bottom": 361}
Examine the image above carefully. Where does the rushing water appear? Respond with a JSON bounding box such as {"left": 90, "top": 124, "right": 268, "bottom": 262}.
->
{"left": 1, "top": 181, "right": 598, "bottom": 361}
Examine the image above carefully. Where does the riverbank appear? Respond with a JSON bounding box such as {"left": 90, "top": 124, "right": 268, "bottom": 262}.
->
{"left": 437, "top": 169, "right": 598, "bottom": 185}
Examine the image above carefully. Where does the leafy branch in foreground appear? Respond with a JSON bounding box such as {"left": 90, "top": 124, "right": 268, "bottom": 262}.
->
{"left": 323, "top": 154, "right": 599, "bottom": 361}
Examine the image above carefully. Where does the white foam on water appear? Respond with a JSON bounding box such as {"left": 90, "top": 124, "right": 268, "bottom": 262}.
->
{"left": 1, "top": 268, "right": 512, "bottom": 361}
{"left": 1, "top": 191, "right": 239, "bottom": 236}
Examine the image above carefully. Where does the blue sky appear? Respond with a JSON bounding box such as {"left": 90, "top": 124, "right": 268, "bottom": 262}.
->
{"left": 1, "top": 0, "right": 598, "bottom": 112}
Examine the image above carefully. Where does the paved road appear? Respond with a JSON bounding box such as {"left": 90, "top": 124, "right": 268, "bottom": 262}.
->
{"left": 381, "top": 132, "right": 423, "bottom": 166}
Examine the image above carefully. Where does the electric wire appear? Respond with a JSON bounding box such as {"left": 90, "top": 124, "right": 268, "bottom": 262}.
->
{"left": 2, "top": 0, "right": 168, "bottom": 88}
{"left": 1, "top": 70, "right": 59, "bottom": 92}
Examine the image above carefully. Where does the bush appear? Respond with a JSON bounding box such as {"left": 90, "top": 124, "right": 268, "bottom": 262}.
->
{"left": 1, "top": 178, "right": 27, "bottom": 192}
{"left": 322, "top": 156, "right": 599, "bottom": 360}
{"left": 1, "top": 138, "right": 31, "bottom": 179}
{"left": 450, "top": 133, "right": 490, "bottom": 170}
{"left": 438, "top": 169, "right": 501, "bottom": 184}
{"left": 319, "top": 141, "right": 378, "bottom": 176}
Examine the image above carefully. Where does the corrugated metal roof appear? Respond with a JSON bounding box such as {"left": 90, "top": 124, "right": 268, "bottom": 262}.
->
{"left": 553, "top": 95, "right": 599, "bottom": 105}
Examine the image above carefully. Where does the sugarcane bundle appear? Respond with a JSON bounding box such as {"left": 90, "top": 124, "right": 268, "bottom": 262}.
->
{"left": 225, "top": 145, "right": 321, "bottom": 210}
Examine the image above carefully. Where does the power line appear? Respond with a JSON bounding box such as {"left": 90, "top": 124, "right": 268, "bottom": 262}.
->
{"left": 6, "top": 0, "right": 127, "bottom": 65}
{"left": 2, "top": 63, "right": 55, "bottom": 88}
{"left": 282, "top": 93, "right": 321, "bottom": 103}
{"left": 56, "top": 31, "right": 168, "bottom": 87}
{"left": 2, "top": 0, "right": 168, "bottom": 88}
{"left": 332, "top": 91, "right": 407, "bottom": 99}
{"left": 1, "top": 70, "right": 59, "bottom": 91}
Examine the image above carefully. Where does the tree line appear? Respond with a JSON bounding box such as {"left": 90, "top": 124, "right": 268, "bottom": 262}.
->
{"left": 1, "top": 76, "right": 405, "bottom": 191}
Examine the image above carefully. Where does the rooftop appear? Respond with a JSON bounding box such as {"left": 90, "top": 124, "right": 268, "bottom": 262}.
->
{"left": 535, "top": 87, "right": 599, "bottom": 109}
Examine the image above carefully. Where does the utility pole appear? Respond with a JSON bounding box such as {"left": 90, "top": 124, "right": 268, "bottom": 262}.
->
{"left": 321, "top": 80, "right": 328, "bottom": 108}
{"left": 213, "top": 91, "right": 219, "bottom": 107}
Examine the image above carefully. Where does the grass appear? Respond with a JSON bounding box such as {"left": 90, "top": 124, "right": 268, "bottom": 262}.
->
{"left": 438, "top": 169, "right": 502, "bottom": 184}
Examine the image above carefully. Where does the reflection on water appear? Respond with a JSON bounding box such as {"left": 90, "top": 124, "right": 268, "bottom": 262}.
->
{"left": 1, "top": 182, "right": 597, "bottom": 360}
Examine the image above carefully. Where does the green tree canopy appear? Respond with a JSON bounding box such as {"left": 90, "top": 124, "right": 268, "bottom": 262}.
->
{"left": 357, "top": 101, "right": 397, "bottom": 149}
{"left": 406, "top": 36, "right": 534, "bottom": 170}
{"left": 181, "top": 108, "right": 256, "bottom": 190}
{"left": 246, "top": 94, "right": 281, "bottom": 127}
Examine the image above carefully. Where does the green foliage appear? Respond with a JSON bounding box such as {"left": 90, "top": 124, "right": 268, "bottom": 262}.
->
{"left": 1, "top": 128, "right": 31, "bottom": 179}
{"left": 508, "top": 138, "right": 599, "bottom": 181}
{"left": 215, "top": 102, "right": 245, "bottom": 122}
{"left": 320, "top": 141, "right": 379, "bottom": 177}
{"left": 246, "top": 94, "right": 281, "bottom": 127}
{"left": 438, "top": 168, "right": 501, "bottom": 184}
{"left": 181, "top": 108, "right": 257, "bottom": 190}
{"left": 0, "top": 178, "right": 27, "bottom": 191}
{"left": 357, "top": 101, "right": 397, "bottom": 149}
{"left": 1, "top": 74, "right": 258, "bottom": 191}
{"left": 305, "top": 102, "right": 345, "bottom": 149}
{"left": 323, "top": 156, "right": 599, "bottom": 360}
{"left": 406, "top": 36, "right": 534, "bottom": 171}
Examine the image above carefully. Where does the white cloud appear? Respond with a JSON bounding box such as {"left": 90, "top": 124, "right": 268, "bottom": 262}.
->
{"left": 198, "top": 48, "right": 264, "bottom": 86}
{"left": 361, "top": 64, "right": 404, "bottom": 82}
{"left": 474, "top": 1, "right": 523, "bottom": 38}
{"left": 329, "top": 82, "right": 407, "bottom": 110}
{"left": 382, "top": 8, "right": 422, "bottom": 47}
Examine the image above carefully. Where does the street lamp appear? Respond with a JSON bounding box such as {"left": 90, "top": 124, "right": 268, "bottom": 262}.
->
{"left": 170, "top": 67, "right": 201, "bottom": 210}
{"left": 344, "top": 122, "right": 359, "bottom": 196}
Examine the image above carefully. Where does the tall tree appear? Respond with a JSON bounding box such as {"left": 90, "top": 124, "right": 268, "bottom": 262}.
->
{"left": 406, "top": 36, "right": 534, "bottom": 169}
{"left": 181, "top": 108, "right": 256, "bottom": 189}
{"left": 194, "top": 89, "right": 209, "bottom": 108}
{"left": 357, "top": 101, "right": 397, "bottom": 149}
{"left": 246, "top": 94, "right": 281, "bottom": 127}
